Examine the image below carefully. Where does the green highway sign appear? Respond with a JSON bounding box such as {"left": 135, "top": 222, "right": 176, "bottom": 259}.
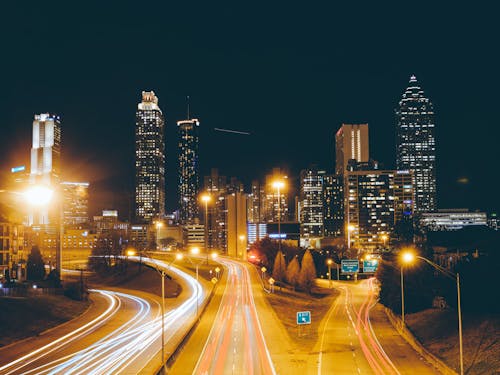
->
{"left": 341, "top": 259, "right": 359, "bottom": 273}
{"left": 363, "top": 259, "right": 379, "bottom": 273}
{"left": 297, "top": 311, "right": 311, "bottom": 325}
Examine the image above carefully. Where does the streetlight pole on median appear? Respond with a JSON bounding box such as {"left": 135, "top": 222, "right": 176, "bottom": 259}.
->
{"left": 200, "top": 193, "right": 211, "bottom": 264}
{"left": 272, "top": 180, "right": 285, "bottom": 253}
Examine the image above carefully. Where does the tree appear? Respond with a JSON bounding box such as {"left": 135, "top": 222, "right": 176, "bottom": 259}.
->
{"left": 286, "top": 256, "right": 300, "bottom": 287}
{"left": 26, "top": 246, "right": 45, "bottom": 281}
{"left": 272, "top": 251, "right": 287, "bottom": 285}
{"left": 89, "top": 229, "right": 127, "bottom": 275}
{"left": 298, "top": 249, "right": 317, "bottom": 293}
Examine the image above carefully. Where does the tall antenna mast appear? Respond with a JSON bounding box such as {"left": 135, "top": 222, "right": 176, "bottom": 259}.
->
{"left": 187, "top": 95, "right": 190, "bottom": 120}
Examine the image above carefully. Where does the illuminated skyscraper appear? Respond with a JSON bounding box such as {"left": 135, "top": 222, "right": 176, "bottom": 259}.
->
{"left": 396, "top": 75, "right": 436, "bottom": 212}
{"left": 335, "top": 123, "right": 369, "bottom": 175}
{"left": 135, "top": 91, "right": 165, "bottom": 222}
{"left": 61, "top": 182, "right": 89, "bottom": 226}
{"left": 299, "top": 167, "right": 325, "bottom": 243}
{"left": 178, "top": 118, "right": 200, "bottom": 224}
{"left": 29, "top": 113, "right": 61, "bottom": 225}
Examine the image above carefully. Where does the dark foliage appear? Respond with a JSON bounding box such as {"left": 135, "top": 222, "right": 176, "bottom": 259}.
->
{"left": 26, "top": 246, "right": 45, "bottom": 281}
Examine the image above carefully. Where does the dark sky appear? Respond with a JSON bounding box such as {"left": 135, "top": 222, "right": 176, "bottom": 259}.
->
{"left": 1, "top": 2, "right": 498, "bottom": 218}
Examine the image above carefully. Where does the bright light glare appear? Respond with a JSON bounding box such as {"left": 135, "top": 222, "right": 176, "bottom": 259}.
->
{"left": 347, "top": 225, "right": 356, "bottom": 231}
{"left": 200, "top": 194, "right": 211, "bottom": 203}
{"left": 272, "top": 180, "right": 285, "bottom": 189}
{"left": 24, "top": 186, "right": 54, "bottom": 206}
{"left": 211, "top": 252, "right": 218, "bottom": 260}
{"left": 402, "top": 251, "right": 415, "bottom": 264}
{"left": 327, "top": 259, "right": 333, "bottom": 265}
{"left": 126, "top": 249, "right": 136, "bottom": 257}
{"left": 175, "top": 253, "right": 184, "bottom": 260}
{"left": 190, "top": 247, "right": 200, "bottom": 255}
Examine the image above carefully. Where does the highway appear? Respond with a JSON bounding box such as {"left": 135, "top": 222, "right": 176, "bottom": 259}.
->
{"left": 191, "top": 258, "right": 276, "bottom": 375}
{"left": 0, "top": 256, "right": 203, "bottom": 375}
{"left": 315, "top": 278, "right": 438, "bottom": 374}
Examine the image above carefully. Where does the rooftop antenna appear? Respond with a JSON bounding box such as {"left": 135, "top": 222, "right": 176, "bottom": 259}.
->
{"left": 187, "top": 95, "right": 190, "bottom": 120}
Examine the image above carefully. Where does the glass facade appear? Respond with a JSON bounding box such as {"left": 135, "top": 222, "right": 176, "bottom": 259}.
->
{"left": 299, "top": 167, "right": 325, "bottom": 239}
{"left": 178, "top": 119, "right": 200, "bottom": 224}
{"left": 135, "top": 91, "right": 165, "bottom": 222}
{"left": 396, "top": 75, "right": 436, "bottom": 212}
{"left": 323, "top": 174, "right": 344, "bottom": 237}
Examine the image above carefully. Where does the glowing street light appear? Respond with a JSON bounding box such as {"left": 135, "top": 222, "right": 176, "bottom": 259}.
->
{"left": 272, "top": 180, "right": 285, "bottom": 253}
{"left": 327, "top": 259, "right": 333, "bottom": 288}
{"left": 400, "top": 251, "right": 464, "bottom": 375}
{"left": 400, "top": 249, "right": 415, "bottom": 328}
{"left": 380, "top": 234, "right": 389, "bottom": 248}
{"left": 200, "top": 193, "right": 211, "bottom": 264}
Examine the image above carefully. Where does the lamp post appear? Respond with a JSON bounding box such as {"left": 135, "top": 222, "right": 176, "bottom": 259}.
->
{"left": 24, "top": 186, "right": 63, "bottom": 276}
{"left": 272, "top": 180, "right": 285, "bottom": 253}
{"left": 200, "top": 194, "right": 211, "bottom": 264}
{"left": 381, "top": 234, "right": 388, "bottom": 248}
{"left": 327, "top": 259, "right": 333, "bottom": 288}
{"left": 187, "top": 247, "right": 205, "bottom": 318}
{"left": 401, "top": 251, "right": 464, "bottom": 375}
{"left": 150, "top": 252, "right": 183, "bottom": 374}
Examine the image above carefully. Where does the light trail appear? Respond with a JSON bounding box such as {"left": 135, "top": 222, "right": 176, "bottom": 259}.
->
{"left": 193, "top": 259, "right": 276, "bottom": 375}
{"left": 0, "top": 256, "right": 203, "bottom": 375}
{"left": 214, "top": 127, "right": 251, "bottom": 135}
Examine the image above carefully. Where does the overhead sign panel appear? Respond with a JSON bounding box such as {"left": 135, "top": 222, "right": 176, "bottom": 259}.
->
{"left": 363, "top": 259, "right": 379, "bottom": 273}
{"left": 296, "top": 311, "right": 311, "bottom": 325}
{"left": 341, "top": 259, "right": 359, "bottom": 273}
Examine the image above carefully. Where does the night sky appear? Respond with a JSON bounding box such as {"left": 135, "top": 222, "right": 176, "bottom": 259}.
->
{"left": 1, "top": 2, "right": 498, "bottom": 218}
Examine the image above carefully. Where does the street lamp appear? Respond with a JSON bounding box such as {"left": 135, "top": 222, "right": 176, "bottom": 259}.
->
{"left": 380, "top": 234, "right": 388, "bottom": 248}
{"left": 327, "top": 259, "right": 333, "bottom": 288}
{"left": 200, "top": 193, "right": 211, "bottom": 264}
{"left": 24, "top": 186, "right": 63, "bottom": 277}
{"left": 187, "top": 247, "right": 204, "bottom": 318}
{"left": 238, "top": 234, "right": 246, "bottom": 259}
{"left": 272, "top": 180, "right": 285, "bottom": 253}
{"left": 400, "top": 251, "right": 415, "bottom": 328}
{"left": 400, "top": 251, "right": 464, "bottom": 375}
{"left": 150, "top": 252, "right": 183, "bottom": 374}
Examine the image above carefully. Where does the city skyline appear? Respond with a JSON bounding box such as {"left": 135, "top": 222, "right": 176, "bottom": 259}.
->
{"left": 0, "top": 3, "right": 497, "bottom": 217}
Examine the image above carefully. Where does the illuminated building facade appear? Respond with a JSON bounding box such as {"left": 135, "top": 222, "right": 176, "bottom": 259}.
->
{"left": 323, "top": 174, "right": 344, "bottom": 237}
{"left": 345, "top": 164, "right": 413, "bottom": 250}
{"left": 420, "top": 209, "right": 487, "bottom": 231}
{"left": 261, "top": 168, "right": 288, "bottom": 223}
{"left": 61, "top": 182, "right": 89, "bottom": 226}
{"left": 135, "top": 91, "right": 165, "bottom": 222}
{"left": 178, "top": 118, "right": 200, "bottom": 224}
{"left": 396, "top": 75, "right": 436, "bottom": 212}
{"left": 335, "top": 123, "right": 369, "bottom": 175}
{"left": 299, "top": 167, "right": 325, "bottom": 243}
{"left": 203, "top": 168, "right": 227, "bottom": 250}
{"left": 29, "top": 113, "right": 61, "bottom": 226}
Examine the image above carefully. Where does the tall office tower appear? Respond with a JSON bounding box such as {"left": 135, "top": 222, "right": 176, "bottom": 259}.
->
{"left": 299, "top": 167, "right": 325, "bottom": 242}
{"left": 135, "top": 91, "right": 165, "bottom": 223}
{"left": 203, "top": 168, "right": 228, "bottom": 251}
{"left": 335, "top": 123, "right": 369, "bottom": 175}
{"left": 262, "top": 168, "right": 289, "bottom": 223}
{"left": 29, "top": 113, "right": 61, "bottom": 225}
{"left": 178, "top": 118, "right": 200, "bottom": 224}
{"left": 345, "top": 162, "right": 413, "bottom": 250}
{"left": 323, "top": 174, "right": 344, "bottom": 237}
{"left": 396, "top": 75, "right": 436, "bottom": 212}
{"left": 247, "top": 180, "right": 262, "bottom": 223}
{"left": 226, "top": 191, "right": 247, "bottom": 259}
{"left": 61, "top": 182, "right": 89, "bottom": 226}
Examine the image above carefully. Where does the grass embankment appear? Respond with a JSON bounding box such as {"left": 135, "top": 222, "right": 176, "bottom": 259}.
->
{"left": 406, "top": 309, "right": 500, "bottom": 374}
{"left": 265, "top": 285, "right": 339, "bottom": 350}
{"left": 0, "top": 295, "right": 90, "bottom": 347}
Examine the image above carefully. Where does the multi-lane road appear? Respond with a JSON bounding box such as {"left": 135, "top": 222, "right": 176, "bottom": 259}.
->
{"left": 0, "top": 257, "right": 203, "bottom": 375}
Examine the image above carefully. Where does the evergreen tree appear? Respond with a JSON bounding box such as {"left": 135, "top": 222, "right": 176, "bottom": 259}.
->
{"left": 298, "top": 249, "right": 317, "bottom": 293}
{"left": 286, "top": 256, "right": 300, "bottom": 287}
{"left": 26, "top": 246, "right": 45, "bottom": 281}
{"left": 272, "top": 251, "right": 287, "bottom": 284}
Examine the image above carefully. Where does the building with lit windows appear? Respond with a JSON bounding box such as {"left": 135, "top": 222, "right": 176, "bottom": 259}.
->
{"left": 345, "top": 163, "right": 413, "bottom": 250}
{"left": 29, "top": 113, "right": 61, "bottom": 226}
{"left": 178, "top": 118, "right": 200, "bottom": 224}
{"left": 261, "top": 168, "right": 289, "bottom": 223}
{"left": 323, "top": 174, "right": 344, "bottom": 237}
{"left": 396, "top": 75, "right": 436, "bottom": 212}
{"left": 203, "top": 169, "right": 227, "bottom": 251}
{"left": 335, "top": 123, "right": 369, "bottom": 175}
{"left": 61, "top": 182, "right": 89, "bottom": 226}
{"left": 299, "top": 167, "right": 325, "bottom": 246}
{"left": 135, "top": 91, "right": 165, "bottom": 222}
{"left": 420, "top": 209, "right": 487, "bottom": 231}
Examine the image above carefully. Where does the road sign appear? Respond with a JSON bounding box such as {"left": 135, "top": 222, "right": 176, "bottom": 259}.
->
{"left": 341, "top": 259, "right": 359, "bottom": 273}
{"left": 297, "top": 311, "right": 311, "bottom": 325}
{"left": 363, "top": 259, "right": 379, "bottom": 273}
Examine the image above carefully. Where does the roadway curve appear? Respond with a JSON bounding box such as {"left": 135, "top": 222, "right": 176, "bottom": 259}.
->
{"left": 0, "top": 256, "right": 203, "bottom": 375}
{"left": 316, "top": 278, "right": 437, "bottom": 374}
{"left": 193, "top": 258, "right": 276, "bottom": 375}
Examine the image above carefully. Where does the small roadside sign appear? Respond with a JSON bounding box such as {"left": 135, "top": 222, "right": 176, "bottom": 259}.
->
{"left": 363, "top": 259, "right": 379, "bottom": 273}
{"left": 297, "top": 311, "right": 311, "bottom": 325}
{"left": 341, "top": 259, "right": 359, "bottom": 273}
